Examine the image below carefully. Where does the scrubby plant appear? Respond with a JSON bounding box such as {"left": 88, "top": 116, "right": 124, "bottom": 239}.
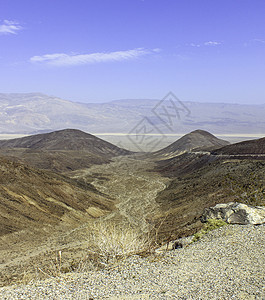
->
{"left": 192, "top": 219, "right": 227, "bottom": 242}
{"left": 31, "top": 222, "right": 152, "bottom": 282}
{"left": 87, "top": 221, "right": 150, "bottom": 265}
{"left": 37, "top": 250, "right": 63, "bottom": 278}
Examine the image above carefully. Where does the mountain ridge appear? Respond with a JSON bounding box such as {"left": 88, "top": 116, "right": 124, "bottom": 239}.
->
{"left": 1, "top": 92, "right": 265, "bottom": 134}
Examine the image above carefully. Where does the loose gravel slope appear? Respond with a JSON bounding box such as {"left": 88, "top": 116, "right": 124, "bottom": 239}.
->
{"left": 0, "top": 224, "right": 264, "bottom": 299}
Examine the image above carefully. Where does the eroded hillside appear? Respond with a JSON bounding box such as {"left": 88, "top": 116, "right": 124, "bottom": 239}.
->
{"left": 1, "top": 130, "right": 264, "bottom": 287}
{"left": 0, "top": 156, "right": 114, "bottom": 236}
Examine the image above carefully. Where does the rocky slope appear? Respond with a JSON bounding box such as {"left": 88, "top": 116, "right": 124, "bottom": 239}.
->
{"left": 0, "top": 224, "right": 264, "bottom": 299}
{"left": 153, "top": 146, "right": 265, "bottom": 241}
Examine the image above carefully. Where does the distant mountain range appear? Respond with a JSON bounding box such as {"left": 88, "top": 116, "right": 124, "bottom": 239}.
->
{"left": 0, "top": 92, "right": 265, "bottom": 134}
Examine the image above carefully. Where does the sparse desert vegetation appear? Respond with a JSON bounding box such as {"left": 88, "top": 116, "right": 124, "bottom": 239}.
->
{"left": 87, "top": 221, "right": 150, "bottom": 264}
{"left": 1, "top": 1, "right": 265, "bottom": 297}
{"left": 0, "top": 129, "right": 264, "bottom": 299}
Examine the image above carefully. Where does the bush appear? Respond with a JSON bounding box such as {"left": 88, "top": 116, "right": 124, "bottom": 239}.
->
{"left": 87, "top": 221, "right": 150, "bottom": 265}
{"left": 192, "top": 219, "right": 227, "bottom": 242}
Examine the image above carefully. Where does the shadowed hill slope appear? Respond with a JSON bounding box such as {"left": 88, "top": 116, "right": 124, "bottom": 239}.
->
{"left": 212, "top": 136, "right": 265, "bottom": 155}
{"left": 0, "top": 156, "right": 113, "bottom": 236}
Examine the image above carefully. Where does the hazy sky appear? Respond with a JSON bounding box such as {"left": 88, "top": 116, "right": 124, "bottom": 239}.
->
{"left": 1, "top": 0, "right": 265, "bottom": 104}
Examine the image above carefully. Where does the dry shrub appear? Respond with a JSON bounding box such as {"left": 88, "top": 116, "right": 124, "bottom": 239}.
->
{"left": 87, "top": 221, "right": 150, "bottom": 265}
{"left": 25, "top": 222, "right": 154, "bottom": 283}
{"left": 37, "top": 250, "right": 63, "bottom": 278}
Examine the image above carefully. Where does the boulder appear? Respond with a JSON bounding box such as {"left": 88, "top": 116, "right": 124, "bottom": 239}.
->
{"left": 201, "top": 202, "right": 265, "bottom": 225}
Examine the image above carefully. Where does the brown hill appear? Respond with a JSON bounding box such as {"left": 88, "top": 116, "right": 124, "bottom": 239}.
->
{"left": 152, "top": 130, "right": 229, "bottom": 158}
{"left": 0, "top": 129, "right": 132, "bottom": 172}
{"left": 0, "top": 129, "right": 131, "bottom": 155}
{"left": 0, "top": 155, "right": 113, "bottom": 237}
{"left": 212, "top": 137, "right": 265, "bottom": 155}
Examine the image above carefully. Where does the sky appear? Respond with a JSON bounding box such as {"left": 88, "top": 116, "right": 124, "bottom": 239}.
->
{"left": 0, "top": 0, "right": 265, "bottom": 104}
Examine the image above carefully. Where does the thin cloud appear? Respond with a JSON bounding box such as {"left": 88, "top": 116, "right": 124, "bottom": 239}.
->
{"left": 0, "top": 20, "right": 23, "bottom": 35}
{"left": 30, "top": 48, "right": 158, "bottom": 66}
{"left": 204, "top": 41, "right": 222, "bottom": 46}
{"left": 189, "top": 41, "right": 222, "bottom": 48}
{"left": 253, "top": 39, "right": 265, "bottom": 44}
{"left": 190, "top": 43, "right": 201, "bottom": 47}
{"left": 244, "top": 39, "right": 265, "bottom": 47}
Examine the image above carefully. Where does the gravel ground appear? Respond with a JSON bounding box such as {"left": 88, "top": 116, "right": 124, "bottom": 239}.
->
{"left": 0, "top": 224, "right": 264, "bottom": 300}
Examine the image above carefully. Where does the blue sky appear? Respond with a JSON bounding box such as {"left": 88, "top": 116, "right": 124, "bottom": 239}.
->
{"left": 0, "top": 0, "right": 265, "bottom": 104}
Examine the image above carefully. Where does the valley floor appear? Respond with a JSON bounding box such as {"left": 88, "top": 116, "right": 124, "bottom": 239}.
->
{"left": 72, "top": 156, "right": 170, "bottom": 232}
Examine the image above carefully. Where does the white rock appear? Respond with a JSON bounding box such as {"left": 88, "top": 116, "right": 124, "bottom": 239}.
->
{"left": 201, "top": 202, "right": 265, "bottom": 225}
